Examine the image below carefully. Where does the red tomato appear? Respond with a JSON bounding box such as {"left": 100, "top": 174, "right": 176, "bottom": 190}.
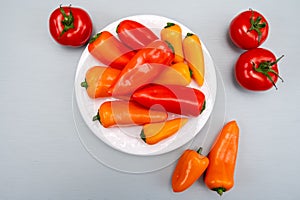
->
{"left": 229, "top": 9, "right": 269, "bottom": 50}
{"left": 49, "top": 5, "right": 93, "bottom": 47}
{"left": 235, "top": 48, "right": 284, "bottom": 91}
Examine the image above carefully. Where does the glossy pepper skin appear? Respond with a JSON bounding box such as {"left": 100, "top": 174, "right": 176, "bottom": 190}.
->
{"left": 81, "top": 66, "right": 121, "bottom": 98}
{"left": 160, "top": 22, "right": 184, "bottom": 63}
{"left": 88, "top": 31, "right": 136, "bottom": 70}
{"left": 131, "top": 84, "right": 206, "bottom": 117}
{"left": 204, "top": 121, "right": 240, "bottom": 196}
{"left": 93, "top": 101, "right": 168, "bottom": 128}
{"left": 116, "top": 19, "right": 159, "bottom": 50}
{"left": 141, "top": 118, "right": 188, "bottom": 145}
{"left": 183, "top": 33, "right": 205, "bottom": 86}
{"left": 109, "top": 40, "right": 174, "bottom": 97}
{"left": 172, "top": 147, "right": 209, "bottom": 192}
{"left": 154, "top": 62, "right": 192, "bottom": 86}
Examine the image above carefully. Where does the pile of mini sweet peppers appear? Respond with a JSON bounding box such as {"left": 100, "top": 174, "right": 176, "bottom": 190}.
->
{"left": 82, "top": 20, "right": 206, "bottom": 145}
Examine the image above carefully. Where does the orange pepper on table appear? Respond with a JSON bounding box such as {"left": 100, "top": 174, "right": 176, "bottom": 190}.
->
{"left": 204, "top": 120, "right": 240, "bottom": 196}
{"left": 160, "top": 22, "right": 184, "bottom": 63}
{"left": 140, "top": 118, "right": 188, "bottom": 145}
{"left": 88, "top": 31, "right": 135, "bottom": 70}
{"left": 93, "top": 100, "right": 168, "bottom": 128}
{"left": 183, "top": 33, "right": 205, "bottom": 86}
{"left": 172, "top": 147, "right": 209, "bottom": 192}
{"left": 81, "top": 66, "right": 121, "bottom": 98}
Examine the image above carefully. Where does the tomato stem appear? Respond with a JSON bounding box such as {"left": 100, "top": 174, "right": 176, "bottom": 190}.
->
{"left": 59, "top": 5, "right": 75, "bottom": 37}
{"left": 252, "top": 55, "right": 284, "bottom": 90}
{"left": 248, "top": 10, "right": 266, "bottom": 44}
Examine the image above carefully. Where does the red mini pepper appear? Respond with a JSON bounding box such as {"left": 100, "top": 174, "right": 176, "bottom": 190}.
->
{"left": 116, "top": 19, "right": 159, "bottom": 50}
{"left": 131, "top": 84, "right": 206, "bottom": 117}
{"left": 88, "top": 31, "right": 135, "bottom": 70}
{"left": 109, "top": 40, "right": 174, "bottom": 97}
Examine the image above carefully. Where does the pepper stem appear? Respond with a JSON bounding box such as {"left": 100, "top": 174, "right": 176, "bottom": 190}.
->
{"left": 140, "top": 130, "right": 147, "bottom": 143}
{"left": 213, "top": 187, "right": 226, "bottom": 196}
{"left": 164, "top": 22, "right": 175, "bottom": 28}
{"left": 81, "top": 79, "right": 88, "bottom": 89}
{"left": 186, "top": 32, "right": 194, "bottom": 37}
{"left": 89, "top": 32, "right": 101, "bottom": 44}
{"left": 196, "top": 147, "right": 203, "bottom": 154}
{"left": 200, "top": 100, "right": 206, "bottom": 114}
{"left": 164, "top": 40, "right": 175, "bottom": 54}
{"left": 92, "top": 112, "right": 100, "bottom": 122}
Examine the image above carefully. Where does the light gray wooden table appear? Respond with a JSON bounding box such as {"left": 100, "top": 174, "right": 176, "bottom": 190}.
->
{"left": 1, "top": 0, "right": 299, "bottom": 199}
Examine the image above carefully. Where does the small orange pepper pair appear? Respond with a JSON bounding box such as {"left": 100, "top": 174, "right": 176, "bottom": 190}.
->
{"left": 172, "top": 121, "right": 240, "bottom": 195}
{"left": 161, "top": 22, "right": 205, "bottom": 86}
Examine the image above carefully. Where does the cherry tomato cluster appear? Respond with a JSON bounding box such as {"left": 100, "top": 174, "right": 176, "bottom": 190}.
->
{"left": 229, "top": 9, "right": 284, "bottom": 91}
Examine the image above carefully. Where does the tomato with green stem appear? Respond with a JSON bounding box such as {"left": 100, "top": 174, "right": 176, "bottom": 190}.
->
{"left": 49, "top": 5, "right": 93, "bottom": 47}
{"left": 229, "top": 9, "right": 269, "bottom": 50}
{"left": 235, "top": 48, "right": 284, "bottom": 91}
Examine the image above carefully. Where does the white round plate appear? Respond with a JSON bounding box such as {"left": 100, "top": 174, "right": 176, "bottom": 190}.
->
{"left": 74, "top": 15, "right": 217, "bottom": 156}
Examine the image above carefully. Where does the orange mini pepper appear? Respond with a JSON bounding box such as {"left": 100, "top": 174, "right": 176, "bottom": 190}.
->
{"left": 93, "top": 100, "right": 168, "bottom": 128}
{"left": 140, "top": 118, "right": 188, "bottom": 145}
{"left": 172, "top": 147, "right": 209, "bottom": 192}
{"left": 204, "top": 120, "right": 240, "bottom": 196}
{"left": 154, "top": 62, "right": 192, "bottom": 86}
{"left": 81, "top": 66, "right": 121, "bottom": 98}
{"left": 160, "top": 22, "right": 184, "bottom": 63}
{"left": 183, "top": 33, "right": 205, "bottom": 86}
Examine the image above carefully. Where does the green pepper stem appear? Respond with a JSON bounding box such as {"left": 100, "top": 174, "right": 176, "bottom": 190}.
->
{"left": 200, "top": 100, "right": 206, "bottom": 114}
{"left": 92, "top": 112, "right": 100, "bottom": 122}
{"left": 164, "top": 22, "right": 175, "bottom": 28}
{"left": 214, "top": 187, "right": 226, "bottom": 196}
{"left": 89, "top": 32, "right": 101, "bottom": 44}
{"left": 81, "top": 79, "right": 88, "bottom": 89}
{"left": 186, "top": 33, "right": 194, "bottom": 37}
{"left": 164, "top": 40, "right": 175, "bottom": 54}
{"left": 196, "top": 147, "right": 203, "bottom": 154}
{"left": 140, "top": 130, "right": 146, "bottom": 143}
